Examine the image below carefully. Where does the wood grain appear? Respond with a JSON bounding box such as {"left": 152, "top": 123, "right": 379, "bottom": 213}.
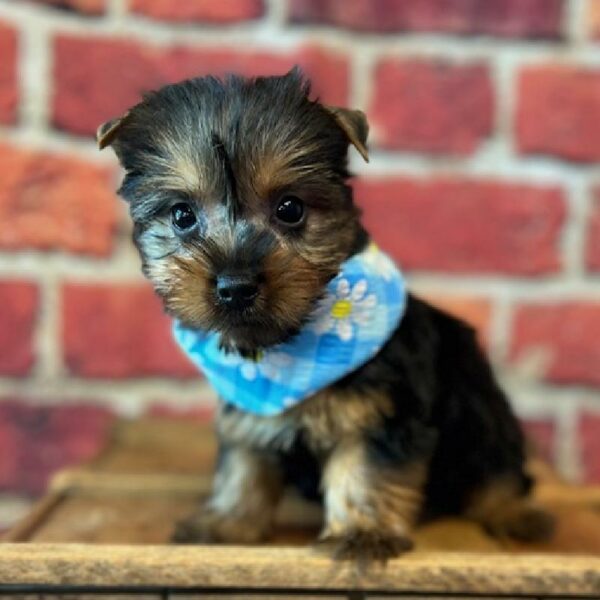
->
{"left": 0, "top": 544, "right": 599, "bottom": 596}
{"left": 2, "top": 492, "right": 65, "bottom": 543}
{"left": 87, "top": 419, "right": 217, "bottom": 475}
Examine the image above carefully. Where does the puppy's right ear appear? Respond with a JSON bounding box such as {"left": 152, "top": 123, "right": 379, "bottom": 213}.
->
{"left": 96, "top": 111, "right": 130, "bottom": 150}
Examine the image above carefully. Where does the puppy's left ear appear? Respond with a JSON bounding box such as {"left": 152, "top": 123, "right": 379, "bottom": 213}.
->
{"left": 96, "top": 111, "right": 131, "bottom": 150}
{"left": 324, "top": 106, "right": 369, "bottom": 162}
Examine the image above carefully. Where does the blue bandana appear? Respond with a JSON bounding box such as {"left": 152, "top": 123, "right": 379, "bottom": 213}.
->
{"left": 173, "top": 243, "right": 407, "bottom": 416}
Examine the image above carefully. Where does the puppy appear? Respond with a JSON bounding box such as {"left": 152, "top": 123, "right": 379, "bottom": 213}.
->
{"left": 98, "top": 68, "right": 554, "bottom": 561}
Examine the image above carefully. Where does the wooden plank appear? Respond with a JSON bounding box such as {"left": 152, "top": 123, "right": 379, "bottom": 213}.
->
{"left": 367, "top": 597, "right": 527, "bottom": 600}
{"left": 9, "top": 596, "right": 160, "bottom": 599}
{"left": 19, "top": 489, "right": 321, "bottom": 546}
{"left": 28, "top": 492, "right": 200, "bottom": 544}
{"left": 87, "top": 420, "right": 217, "bottom": 475}
{"left": 537, "top": 483, "right": 600, "bottom": 510}
{"left": 173, "top": 597, "right": 530, "bottom": 600}
{"left": 2, "top": 492, "right": 65, "bottom": 543}
{"left": 172, "top": 596, "right": 345, "bottom": 600}
{"left": 0, "top": 544, "right": 599, "bottom": 596}
{"left": 413, "top": 506, "right": 600, "bottom": 555}
{"left": 12, "top": 476, "right": 600, "bottom": 554}
{"left": 49, "top": 469, "right": 213, "bottom": 495}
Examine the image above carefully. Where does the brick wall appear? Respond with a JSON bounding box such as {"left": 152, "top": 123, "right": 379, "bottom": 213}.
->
{"left": 1, "top": 0, "right": 600, "bottom": 509}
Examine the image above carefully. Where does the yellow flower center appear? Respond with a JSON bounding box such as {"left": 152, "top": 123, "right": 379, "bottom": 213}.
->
{"left": 331, "top": 299, "right": 353, "bottom": 319}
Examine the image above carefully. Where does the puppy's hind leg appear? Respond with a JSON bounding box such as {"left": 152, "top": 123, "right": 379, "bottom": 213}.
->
{"left": 465, "top": 475, "right": 555, "bottom": 543}
{"left": 172, "top": 445, "right": 283, "bottom": 544}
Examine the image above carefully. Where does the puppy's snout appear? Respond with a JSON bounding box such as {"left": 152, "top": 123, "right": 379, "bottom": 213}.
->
{"left": 216, "top": 273, "right": 259, "bottom": 310}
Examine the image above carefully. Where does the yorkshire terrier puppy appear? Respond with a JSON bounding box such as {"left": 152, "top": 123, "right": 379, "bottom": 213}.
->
{"left": 98, "top": 68, "right": 554, "bottom": 561}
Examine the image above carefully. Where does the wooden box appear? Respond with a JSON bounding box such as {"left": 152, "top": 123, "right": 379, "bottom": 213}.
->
{"left": 2, "top": 418, "right": 600, "bottom": 599}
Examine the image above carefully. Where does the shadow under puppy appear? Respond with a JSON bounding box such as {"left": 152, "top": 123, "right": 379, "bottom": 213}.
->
{"left": 98, "top": 68, "right": 554, "bottom": 561}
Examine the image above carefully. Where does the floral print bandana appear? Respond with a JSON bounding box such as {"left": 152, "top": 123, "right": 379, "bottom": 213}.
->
{"left": 173, "top": 243, "right": 407, "bottom": 416}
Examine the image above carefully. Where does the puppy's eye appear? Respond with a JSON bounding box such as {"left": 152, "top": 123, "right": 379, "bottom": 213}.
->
{"left": 171, "top": 202, "right": 197, "bottom": 231}
{"left": 275, "top": 195, "right": 304, "bottom": 226}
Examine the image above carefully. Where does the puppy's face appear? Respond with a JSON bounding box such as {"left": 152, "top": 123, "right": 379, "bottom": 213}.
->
{"left": 99, "top": 70, "right": 369, "bottom": 352}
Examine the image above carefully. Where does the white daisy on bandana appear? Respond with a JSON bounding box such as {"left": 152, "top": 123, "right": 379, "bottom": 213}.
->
{"left": 311, "top": 277, "right": 377, "bottom": 341}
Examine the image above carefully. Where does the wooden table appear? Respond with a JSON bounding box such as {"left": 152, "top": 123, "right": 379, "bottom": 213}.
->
{"left": 2, "top": 418, "right": 600, "bottom": 599}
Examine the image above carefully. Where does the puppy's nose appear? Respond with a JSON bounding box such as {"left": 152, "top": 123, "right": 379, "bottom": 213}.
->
{"left": 216, "top": 274, "right": 259, "bottom": 309}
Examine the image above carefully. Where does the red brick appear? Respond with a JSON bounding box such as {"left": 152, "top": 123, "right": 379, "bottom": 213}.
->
{"left": 0, "top": 144, "right": 117, "bottom": 256}
{"left": 0, "top": 400, "right": 114, "bottom": 494}
{"left": 521, "top": 418, "right": 556, "bottom": 465}
{"left": 290, "top": 0, "right": 564, "bottom": 38}
{"left": 369, "top": 59, "right": 493, "bottom": 155}
{"left": 355, "top": 178, "right": 565, "bottom": 275}
{"left": 585, "top": 188, "right": 600, "bottom": 272}
{"left": 579, "top": 412, "right": 600, "bottom": 483}
{"left": 510, "top": 303, "right": 600, "bottom": 387}
{"left": 0, "top": 282, "right": 38, "bottom": 376}
{"left": 517, "top": 66, "right": 600, "bottom": 162}
{"left": 52, "top": 36, "right": 348, "bottom": 137}
{"left": 30, "top": 0, "right": 105, "bottom": 14}
{"left": 0, "top": 22, "right": 18, "bottom": 125}
{"left": 130, "top": 0, "right": 264, "bottom": 23}
{"left": 63, "top": 283, "right": 198, "bottom": 379}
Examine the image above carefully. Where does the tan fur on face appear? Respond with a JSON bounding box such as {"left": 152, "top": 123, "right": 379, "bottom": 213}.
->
{"left": 159, "top": 152, "right": 204, "bottom": 193}
{"left": 250, "top": 143, "right": 324, "bottom": 200}
{"left": 145, "top": 237, "right": 332, "bottom": 349}
{"left": 141, "top": 207, "right": 345, "bottom": 348}
{"left": 138, "top": 125, "right": 218, "bottom": 195}
{"left": 261, "top": 244, "right": 331, "bottom": 332}
{"left": 144, "top": 245, "right": 216, "bottom": 329}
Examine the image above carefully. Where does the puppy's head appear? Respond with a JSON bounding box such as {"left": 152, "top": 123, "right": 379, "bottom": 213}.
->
{"left": 99, "top": 69, "right": 369, "bottom": 353}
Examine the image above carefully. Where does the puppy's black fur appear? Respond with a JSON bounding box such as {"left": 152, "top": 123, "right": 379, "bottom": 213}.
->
{"left": 336, "top": 293, "right": 532, "bottom": 517}
{"left": 98, "top": 69, "right": 554, "bottom": 561}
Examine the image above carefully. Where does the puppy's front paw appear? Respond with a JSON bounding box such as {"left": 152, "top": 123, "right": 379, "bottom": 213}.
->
{"left": 171, "top": 510, "right": 268, "bottom": 545}
{"left": 318, "top": 529, "right": 413, "bottom": 565}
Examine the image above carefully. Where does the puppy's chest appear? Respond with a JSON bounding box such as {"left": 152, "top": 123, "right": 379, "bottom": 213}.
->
{"left": 216, "top": 387, "right": 393, "bottom": 454}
